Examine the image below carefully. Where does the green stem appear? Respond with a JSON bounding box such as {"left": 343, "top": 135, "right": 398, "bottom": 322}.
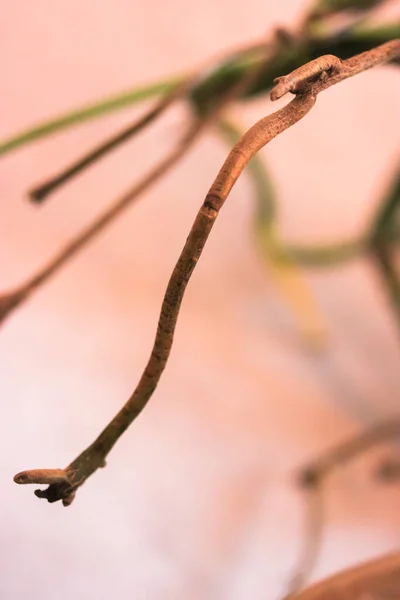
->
{"left": 0, "top": 78, "right": 181, "bottom": 156}
{"left": 2, "top": 23, "right": 398, "bottom": 157}
{"left": 280, "top": 237, "right": 367, "bottom": 267}
{"left": 216, "top": 118, "right": 374, "bottom": 269}
{"left": 373, "top": 242, "right": 400, "bottom": 327}
{"left": 370, "top": 160, "right": 400, "bottom": 238}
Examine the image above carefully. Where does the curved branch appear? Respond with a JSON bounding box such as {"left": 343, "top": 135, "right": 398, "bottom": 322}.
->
{"left": 13, "top": 40, "right": 400, "bottom": 505}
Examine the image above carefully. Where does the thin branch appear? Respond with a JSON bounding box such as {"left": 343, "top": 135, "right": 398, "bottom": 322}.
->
{"left": 375, "top": 455, "right": 400, "bottom": 482}
{"left": 368, "top": 158, "right": 400, "bottom": 332}
{"left": 271, "top": 158, "right": 400, "bottom": 268}
{"left": 29, "top": 82, "right": 190, "bottom": 204}
{"left": 0, "top": 118, "right": 205, "bottom": 328}
{"left": 2, "top": 16, "right": 398, "bottom": 158}
{"left": 274, "top": 237, "right": 367, "bottom": 267}
{"left": 287, "top": 418, "right": 400, "bottom": 594}
{"left": 281, "top": 488, "right": 325, "bottom": 599}
{"left": 0, "top": 42, "right": 273, "bottom": 329}
{"left": 0, "top": 36, "right": 269, "bottom": 158}
{"left": 13, "top": 40, "right": 400, "bottom": 506}
{"left": 27, "top": 37, "right": 277, "bottom": 204}
{"left": 370, "top": 157, "right": 400, "bottom": 237}
{"left": 371, "top": 241, "right": 400, "bottom": 330}
{"left": 299, "top": 419, "right": 400, "bottom": 488}
{"left": 286, "top": 552, "right": 400, "bottom": 600}
{"left": 0, "top": 78, "right": 181, "bottom": 156}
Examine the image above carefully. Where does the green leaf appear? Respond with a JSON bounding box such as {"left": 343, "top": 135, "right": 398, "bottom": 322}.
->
{"left": 0, "top": 77, "right": 181, "bottom": 156}
{"left": 311, "top": 0, "right": 387, "bottom": 19}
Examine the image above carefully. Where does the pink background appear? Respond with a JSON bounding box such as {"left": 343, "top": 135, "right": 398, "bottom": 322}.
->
{"left": 1, "top": 1, "right": 400, "bottom": 598}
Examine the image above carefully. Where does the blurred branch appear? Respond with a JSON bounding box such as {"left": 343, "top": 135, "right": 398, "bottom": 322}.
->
{"left": 276, "top": 237, "right": 366, "bottom": 267}
{"left": 282, "top": 487, "right": 325, "bottom": 599}
{"left": 307, "top": 0, "right": 393, "bottom": 21}
{"left": 0, "top": 41, "right": 274, "bottom": 329}
{"left": 372, "top": 241, "right": 400, "bottom": 326}
{"left": 0, "top": 117, "right": 206, "bottom": 328}
{"left": 300, "top": 419, "right": 400, "bottom": 487}
{"left": 190, "top": 23, "right": 400, "bottom": 110}
{"left": 0, "top": 78, "right": 181, "bottom": 156}
{"left": 371, "top": 157, "right": 400, "bottom": 239}
{"left": 283, "top": 418, "right": 400, "bottom": 596}
{"left": 1, "top": 11, "right": 398, "bottom": 158}
{"left": 28, "top": 82, "right": 191, "bottom": 204}
{"left": 263, "top": 158, "right": 400, "bottom": 270}
{"left": 12, "top": 41, "right": 400, "bottom": 506}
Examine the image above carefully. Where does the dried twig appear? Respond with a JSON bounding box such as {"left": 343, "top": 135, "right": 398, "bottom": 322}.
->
{"left": 0, "top": 118, "right": 205, "bottom": 329}
{"left": 29, "top": 82, "right": 190, "bottom": 203}
{"left": 284, "top": 418, "right": 400, "bottom": 595}
{"left": 0, "top": 79, "right": 181, "bottom": 156}
{"left": 300, "top": 419, "right": 400, "bottom": 487}
{"left": 282, "top": 487, "right": 325, "bottom": 599}
{"left": 0, "top": 40, "right": 274, "bottom": 329}
{"left": 13, "top": 41, "right": 400, "bottom": 506}
{"left": 27, "top": 36, "right": 276, "bottom": 204}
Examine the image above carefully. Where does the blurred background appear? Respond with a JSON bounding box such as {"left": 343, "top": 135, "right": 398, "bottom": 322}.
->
{"left": 1, "top": 1, "right": 400, "bottom": 598}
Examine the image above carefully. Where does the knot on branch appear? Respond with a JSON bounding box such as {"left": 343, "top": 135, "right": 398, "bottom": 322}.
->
{"left": 270, "top": 54, "right": 342, "bottom": 100}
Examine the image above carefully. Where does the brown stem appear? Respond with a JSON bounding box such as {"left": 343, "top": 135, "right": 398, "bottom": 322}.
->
{"left": 282, "top": 488, "right": 325, "bottom": 599}
{"left": 27, "top": 32, "right": 276, "bottom": 204}
{"left": 0, "top": 119, "right": 205, "bottom": 328}
{"left": 1, "top": 41, "right": 273, "bottom": 329}
{"left": 29, "top": 83, "right": 189, "bottom": 204}
{"left": 13, "top": 40, "right": 400, "bottom": 505}
{"left": 292, "top": 417, "right": 400, "bottom": 594}
{"left": 299, "top": 419, "right": 400, "bottom": 487}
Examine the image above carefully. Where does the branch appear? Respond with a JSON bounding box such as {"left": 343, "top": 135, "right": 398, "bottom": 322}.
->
{"left": 13, "top": 41, "right": 400, "bottom": 506}
{"left": 299, "top": 419, "right": 400, "bottom": 487}
{"left": 281, "top": 487, "right": 325, "bottom": 599}
{"left": 1, "top": 15, "right": 398, "bottom": 158}
{"left": 29, "top": 82, "right": 190, "bottom": 204}
{"left": 0, "top": 78, "right": 181, "bottom": 156}
{"left": 285, "top": 418, "right": 400, "bottom": 595}
{"left": 0, "top": 42, "right": 273, "bottom": 329}
{"left": 286, "top": 552, "right": 400, "bottom": 600}
{"left": 0, "top": 117, "right": 205, "bottom": 329}
{"left": 372, "top": 241, "right": 400, "bottom": 329}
